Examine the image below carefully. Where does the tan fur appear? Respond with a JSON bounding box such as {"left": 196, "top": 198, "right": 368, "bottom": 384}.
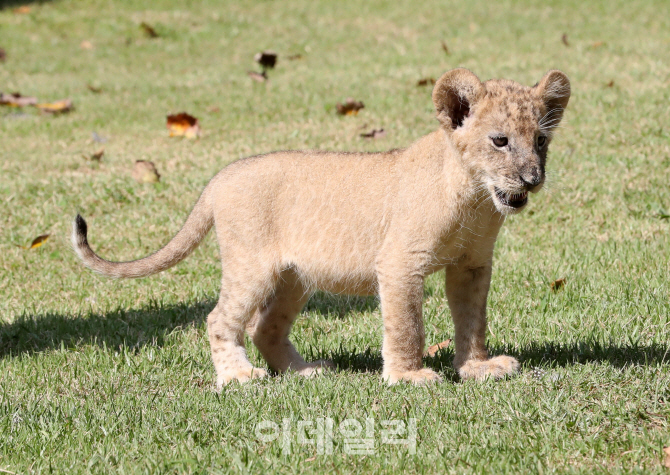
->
{"left": 72, "top": 68, "right": 570, "bottom": 387}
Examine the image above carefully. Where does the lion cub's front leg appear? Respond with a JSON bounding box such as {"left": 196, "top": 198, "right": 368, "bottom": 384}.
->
{"left": 446, "top": 264, "right": 520, "bottom": 381}
{"left": 378, "top": 265, "right": 443, "bottom": 385}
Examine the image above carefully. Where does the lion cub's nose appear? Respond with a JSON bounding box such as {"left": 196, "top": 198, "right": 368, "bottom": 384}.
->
{"left": 520, "top": 169, "right": 542, "bottom": 188}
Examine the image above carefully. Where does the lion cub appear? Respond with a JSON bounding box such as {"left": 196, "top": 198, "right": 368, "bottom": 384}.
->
{"left": 73, "top": 68, "right": 570, "bottom": 387}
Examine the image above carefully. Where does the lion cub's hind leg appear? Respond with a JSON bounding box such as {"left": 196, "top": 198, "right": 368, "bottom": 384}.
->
{"left": 249, "top": 270, "right": 334, "bottom": 377}
{"left": 208, "top": 268, "right": 279, "bottom": 388}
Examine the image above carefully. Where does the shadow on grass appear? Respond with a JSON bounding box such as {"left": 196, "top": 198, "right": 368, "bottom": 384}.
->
{"left": 0, "top": 292, "right": 374, "bottom": 359}
{"left": 0, "top": 299, "right": 214, "bottom": 358}
{"left": 0, "top": 292, "right": 377, "bottom": 358}
{"left": 0, "top": 0, "right": 53, "bottom": 10}
{"left": 418, "top": 340, "right": 670, "bottom": 376}
{"left": 327, "top": 339, "right": 670, "bottom": 377}
{"left": 3, "top": 296, "right": 669, "bottom": 379}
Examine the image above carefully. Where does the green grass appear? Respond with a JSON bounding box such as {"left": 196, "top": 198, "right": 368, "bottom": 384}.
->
{"left": 2, "top": 0, "right": 670, "bottom": 473}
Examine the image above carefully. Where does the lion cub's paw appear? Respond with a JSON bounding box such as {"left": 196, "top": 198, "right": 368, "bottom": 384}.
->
{"left": 216, "top": 367, "right": 268, "bottom": 388}
{"left": 384, "top": 368, "right": 443, "bottom": 385}
{"left": 292, "top": 360, "right": 336, "bottom": 377}
{"left": 458, "top": 355, "right": 519, "bottom": 381}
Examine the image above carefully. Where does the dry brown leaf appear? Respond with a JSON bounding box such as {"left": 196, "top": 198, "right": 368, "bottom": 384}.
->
{"left": 132, "top": 160, "right": 160, "bottom": 183}
{"left": 561, "top": 33, "right": 569, "bottom": 46}
{"left": 663, "top": 446, "right": 670, "bottom": 468}
{"left": 247, "top": 70, "right": 268, "bottom": 82}
{"left": 87, "top": 84, "right": 103, "bottom": 93}
{"left": 254, "top": 51, "right": 277, "bottom": 70}
{"left": 591, "top": 41, "right": 604, "bottom": 48}
{"left": 360, "top": 128, "right": 386, "bottom": 139}
{"left": 441, "top": 40, "right": 450, "bottom": 54}
{"left": 13, "top": 5, "right": 31, "bottom": 14}
{"left": 140, "top": 22, "right": 159, "bottom": 38}
{"left": 305, "top": 456, "right": 316, "bottom": 462}
{"left": 417, "top": 77, "right": 436, "bottom": 87}
{"left": 336, "top": 98, "right": 364, "bottom": 116}
{"left": 550, "top": 278, "right": 566, "bottom": 292}
{"left": 29, "top": 234, "right": 50, "bottom": 249}
{"left": 0, "top": 48, "right": 6, "bottom": 62}
{"left": 287, "top": 53, "right": 303, "bottom": 60}
{"left": 36, "top": 99, "right": 73, "bottom": 114}
{"left": 83, "top": 148, "right": 104, "bottom": 162}
{"left": 0, "top": 92, "right": 37, "bottom": 107}
{"left": 166, "top": 112, "right": 201, "bottom": 139}
{"left": 80, "top": 40, "right": 94, "bottom": 50}
{"left": 207, "top": 106, "right": 221, "bottom": 113}
{"left": 605, "top": 80, "right": 614, "bottom": 88}
{"left": 16, "top": 234, "right": 50, "bottom": 250}
{"left": 424, "top": 339, "right": 452, "bottom": 357}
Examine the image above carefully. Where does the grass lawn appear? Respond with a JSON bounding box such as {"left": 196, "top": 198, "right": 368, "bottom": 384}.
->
{"left": 2, "top": 0, "right": 670, "bottom": 472}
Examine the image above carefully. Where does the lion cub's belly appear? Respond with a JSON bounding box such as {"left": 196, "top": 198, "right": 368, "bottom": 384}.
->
{"left": 288, "top": 257, "right": 379, "bottom": 296}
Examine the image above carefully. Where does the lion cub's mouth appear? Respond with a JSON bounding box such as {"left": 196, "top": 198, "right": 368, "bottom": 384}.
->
{"left": 494, "top": 188, "right": 528, "bottom": 209}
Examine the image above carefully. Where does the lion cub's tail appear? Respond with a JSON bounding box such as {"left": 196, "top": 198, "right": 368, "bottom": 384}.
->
{"left": 72, "top": 189, "right": 213, "bottom": 279}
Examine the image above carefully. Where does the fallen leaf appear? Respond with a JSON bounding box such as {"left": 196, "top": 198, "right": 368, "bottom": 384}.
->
{"left": 80, "top": 40, "right": 94, "bottom": 50}
{"left": 424, "top": 339, "right": 452, "bottom": 357}
{"left": 87, "top": 84, "right": 103, "bottom": 93}
{"left": 416, "top": 77, "right": 436, "bottom": 87}
{"left": 360, "top": 128, "right": 386, "bottom": 139}
{"left": 0, "top": 92, "right": 38, "bottom": 107}
{"left": 16, "top": 234, "right": 50, "bottom": 250}
{"left": 305, "top": 456, "right": 316, "bottom": 462}
{"left": 254, "top": 51, "right": 277, "bottom": 70}
{"left": 605, "top": 80, "right": 614, "bottom": 88}
{"left": 207, "top": 106, "right": 221, "bottom": 113}
{"left": 247, "top": 70, "right": 268, "bottom": 82}
{"left": 132, "top": 160, "right": 160, "bottom": 183}
{"left": 550, "top": 278, "right": 566, "bottom": 291}
{"left": 591, "top": 41, "right": 604, "bottom": 48}
{"left": 83, "top": 148, "right": 104, "bottom": 162}
{"left": 441, "top": 40, "right": 449, "bottom": 54}
{"left": 0, "top": 48, "right": 6, "bottom": 62}
{"left": 664, "top": 446, "right": 670, "bottom": 468}
{"left": 166, "top": 112, "right": 200, "bottom": 139}
{"left": 561, "top": 33, "right": 569, "bottom": 46}
{"left": 287, "top": 53, "right": 303, "bottom": 60}
{"left": 36, "top": 99, "right": 73, "bottom": 114}
{"left": 140, "top": 22, "right": 159, "bottom": 38}
{"left": 336, "top": 98, "right": 364, "bottom": 116}
{"left": 14, "top": 6, "right": 31, "bottom": 14}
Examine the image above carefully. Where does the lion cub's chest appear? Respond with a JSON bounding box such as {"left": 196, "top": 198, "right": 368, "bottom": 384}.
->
{"left": 431, "top": 210, "right": 504, "bottom": 271}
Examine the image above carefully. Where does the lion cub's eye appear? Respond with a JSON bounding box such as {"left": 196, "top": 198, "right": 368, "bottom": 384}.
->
{"left": 491, "top": 136, "right": 508, "bottom": 147}
{"left": 537, "top": 135, "right": 547, "bottom": 147}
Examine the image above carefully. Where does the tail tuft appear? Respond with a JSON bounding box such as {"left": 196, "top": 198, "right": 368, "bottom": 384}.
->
{"left": 74, "top": 214, "right": 88, "bottom": 241}
{"left": 71, "top": 214, "right": 90, "bottom": 261}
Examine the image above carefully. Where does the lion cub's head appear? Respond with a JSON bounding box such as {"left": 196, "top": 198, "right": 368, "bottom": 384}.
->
{"left": 433, "top": 68, "right": 570, "bottom": 215}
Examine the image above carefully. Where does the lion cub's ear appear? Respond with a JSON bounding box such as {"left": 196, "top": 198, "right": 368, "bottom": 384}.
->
{"left": 534, "top": 70, "right": 571, "bottom": 131}
{"left": 432, "top": 68, "right": 485, "bottom": 131}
